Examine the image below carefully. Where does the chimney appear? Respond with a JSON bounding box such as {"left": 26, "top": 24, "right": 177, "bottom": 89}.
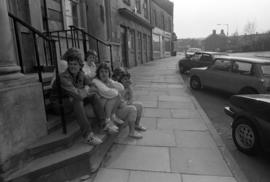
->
{"left": 220, "top": 29, "right": 225, "bottom": 35}
{"left": 212, "top": 29, "right": 216, "bottom": 35}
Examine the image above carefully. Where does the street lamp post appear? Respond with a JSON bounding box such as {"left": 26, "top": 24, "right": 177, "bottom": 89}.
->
{"left": 217, "top": 24, "right": 229, "bottom": 36}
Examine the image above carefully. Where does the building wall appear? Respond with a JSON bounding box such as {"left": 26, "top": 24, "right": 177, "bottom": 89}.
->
{"left": 150, "top": 0, "right": 173, "bottom": 59}
{"left": 109, "top": 0, "right": 152, "bottom": 68}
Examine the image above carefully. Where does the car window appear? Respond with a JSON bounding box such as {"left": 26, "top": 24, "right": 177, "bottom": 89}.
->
{"left": 261, "top": 64, "right": 270, "bottom": 76}
{"left": 232, "top": 61, "right": 253, "bottom": 75}
{"left": 191, "top": 53, "right": 202, "bottom": 61}
{"left": 201, "top": 54, "right": 212, "bottom": 62}
{"left": 211, "top": 59, "right": 232, "bottom": 71}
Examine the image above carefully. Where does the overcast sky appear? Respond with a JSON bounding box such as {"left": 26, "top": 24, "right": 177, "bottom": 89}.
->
{"left": 172, "top": 0, "right": 270, "bottom": 39}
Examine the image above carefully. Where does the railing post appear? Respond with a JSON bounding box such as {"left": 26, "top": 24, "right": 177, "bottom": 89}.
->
{"left": 109, "top": 45, "right": 114, "bottom": 71}
{"left": 82, "top": 32, "right": 87, "bottom": 61}
{"left": 52, "top": 40, "right": 67, "bottom": 134}
{"left": 96, "top": 40, "right": 100, "bottom": 64}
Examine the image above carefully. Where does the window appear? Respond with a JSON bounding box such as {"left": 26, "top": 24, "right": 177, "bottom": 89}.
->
{"left": 65, "top": 0, "right": 78, "bottom": 28}
{"left": 123, "top": 0, "right": 130, "bottom": 5}
{"left": 212, "top": 59, "right": 232, "bottom": 71}
{"left": 153, "top": 9, "right": 157, "bottom": 26}
{"left": 261, "top": 64, "right": 270, "bottom": 76}
{"left": 143, "top": 0, "right": 148, "bottom": 18}
{"left": 153, "top": 34, "right": 160, "bottom": 52}
{"left": 233, "top": 61, "right": 253, "bottom": 75}
{"left": 161, "top": 14, "right": 165, "bottom": 29}
{"left": 135, "top": 0, "right": 141, "bottom": 13}
{"left": 100, "top": 5, "right": 104, "bottom": 23}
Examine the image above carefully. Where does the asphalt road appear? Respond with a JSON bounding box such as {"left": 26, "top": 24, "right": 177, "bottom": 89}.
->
{"left": 179, "top": 52, "right": 270, "bottom": 182}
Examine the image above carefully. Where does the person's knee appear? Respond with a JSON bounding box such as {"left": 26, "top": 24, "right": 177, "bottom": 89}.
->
{"left": 127, "top": 105, "right": 137, "bottom": 122}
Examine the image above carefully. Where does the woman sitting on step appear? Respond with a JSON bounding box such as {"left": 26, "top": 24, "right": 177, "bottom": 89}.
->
{"left": 93, "top": 63, "right": 143, "bottom": 139}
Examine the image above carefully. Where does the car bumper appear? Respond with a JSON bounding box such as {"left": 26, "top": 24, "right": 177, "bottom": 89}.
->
{"left": 224, "top": 106, "right": 235, "bottom": 118}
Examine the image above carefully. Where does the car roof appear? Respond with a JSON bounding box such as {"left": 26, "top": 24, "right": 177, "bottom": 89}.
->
{"left": 215, "top": 56, "right": 270, "bottom": 64}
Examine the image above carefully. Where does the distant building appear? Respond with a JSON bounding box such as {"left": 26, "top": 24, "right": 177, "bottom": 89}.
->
{"left": 106, "top": 0, "right": 153, "bottom": 68}
{"left": 204, "top": 29, "right": 228, "bottom": 51}
{"left": 150, "top": 0, "right": 174, "bottom": 59}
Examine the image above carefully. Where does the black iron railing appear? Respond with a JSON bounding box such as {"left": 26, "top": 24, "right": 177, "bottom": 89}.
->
{"left": 8, "top": 12, "right": 67, "bottom": 134}
{"left": 48, "top": 25, "right": 114, "bottom": 70}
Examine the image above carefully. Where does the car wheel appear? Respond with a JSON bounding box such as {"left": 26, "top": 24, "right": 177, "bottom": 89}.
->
{"left": 179, "top": 64, "right": 186, "bottom": 74}
{"left": 239, "top": 87, "right": 258, "bottom": 94}
{"left": 190, "top": 76, "right": 201, "bottom": 90}
{"left": 232, "top": 118, "right": 260, "bottom": 155}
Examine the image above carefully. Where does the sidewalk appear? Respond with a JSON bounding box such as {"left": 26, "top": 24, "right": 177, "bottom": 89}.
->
{"left": 92, "top": 56, "right": 247, "bottom": 182}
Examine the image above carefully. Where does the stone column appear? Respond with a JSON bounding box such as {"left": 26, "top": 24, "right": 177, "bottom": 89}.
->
{"left": 0, "top": 0, "right": 22, "bottom": 82}
{"left": 0, "top": 0, "right": 47, "bottom": 174}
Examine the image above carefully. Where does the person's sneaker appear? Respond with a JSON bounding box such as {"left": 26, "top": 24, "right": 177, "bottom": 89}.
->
{"left": 104, "top": 118, "right": 119, "bottom": 134}
{"left": 129, "top": 131, "right": 143, "bottom": 139}
{"left": 135, "top": 125, "right": 147, "bottom": 132}
{"left": 84, "top": 132, "right": 102, "bottom": 145}
{"left": 112, "top": 114, "right": 124, "bottom": 125}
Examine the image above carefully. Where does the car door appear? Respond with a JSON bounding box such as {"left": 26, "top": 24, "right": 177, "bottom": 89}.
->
{"left": 228, "top": 60, "right": 259, "bottom": 94}
{"left": 198, "top": 53, "right": 213, "bottom": 67}
{"left": 201, "top": 58, "right": 233, "bottom": 91}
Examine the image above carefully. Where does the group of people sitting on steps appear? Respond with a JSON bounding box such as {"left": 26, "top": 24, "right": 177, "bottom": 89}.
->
{"left": 50, "top": 48, "right": 146, "bottom": 145}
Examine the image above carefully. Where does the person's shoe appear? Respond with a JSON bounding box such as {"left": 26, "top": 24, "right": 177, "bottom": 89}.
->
{"left": 84, "top": 132, "right": 102, "bottom": 145}
{"left": 135, "top": 125, "right": 147, "bottom": 132}
{"left": 112, "top": 114, "right": 124, "bottom": 125}
{"left": 128, "top": 131, "right": 143, "bottom": 139}
{"left": 104, "top": 118, "right": 119, "bottom": 134}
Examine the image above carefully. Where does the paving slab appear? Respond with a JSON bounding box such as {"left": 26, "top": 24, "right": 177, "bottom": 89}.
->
{"left": 171, "top": 109, "right": 200, "bottom": 119}
{"left": 182, "top": 174, "right": 237, "bottom": 182}
{"left": 158, "top": 101, "right": 196, "bottom": 109}
{"left": 104, "top": 145, "right": 170, "bottom": 172}
{"left": 140, "top": 117, "right": 157, "bottom": 129}
{"left": 158, "top": 118, "right": 207, "bottom": 131}
{"left": 93, "top": 168, "right": 129, "bottom": 182}
{"left": 174, "top": 130, "right": 218, "bottom": 149}
{"left": 136, "top": 129, "right": 176, "bottom": 147}
{"left": 129, "top": 171, "right": 182, "bottom": 182}
{"left": 159, "top": 95, "right": 192, "bottom": 102}
{"left": 143, "top": 108, "right": 171, "bottom": 118}
{"left": 167, "top": 84, "right": 185, "bottom": 89}
{"left": 170, "top": 147, "right": 232, "bottom": 176}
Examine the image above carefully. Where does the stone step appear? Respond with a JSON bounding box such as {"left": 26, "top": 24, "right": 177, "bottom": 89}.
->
{"left": 27, "top": 122, "right": 80, "bottom": 159}
{"left": 4, "top": 132, "right": 118, "bottom": 182}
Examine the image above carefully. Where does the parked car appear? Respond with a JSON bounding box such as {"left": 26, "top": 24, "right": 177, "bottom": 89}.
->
{"left": 189, "top": 56, "right": 270, "bottom": 94}
{"left": 224, "top": 94, "right": 270, "bottom": 155}
{"left": 179, "top": 51, "right": 227, "bottom": 74}
{"left": 184, "top": 48, "right": 202, "bottom": 58}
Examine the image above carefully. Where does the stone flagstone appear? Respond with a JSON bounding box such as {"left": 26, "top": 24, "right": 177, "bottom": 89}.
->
{"left": 104, "top": 145, "right": 170, "bottom": 172}
{"left": 129, "top": 171, "right": 182, "bottom": 182}
{"left": 136, "top": 129, "right": 176, "bottom": 147}
{"left": 143, "top": 108, "right": 171, "bottom": 118}
{"left": 93, "top": 168, "right": 129, "bottom": 182}
{"left": 170, "top": 147, "right": 232, "bottom": 176}
{"left": 174, "top": 131, "right": 218, "bottom": 149}
{"left": 158, "top": 118, "right": 207, "bottom": 131}
{"left": 171, "top": 109, "right": 200, "bottom": 119}
{"left": 182, "top": 174, "right": 237, "bottom": 182}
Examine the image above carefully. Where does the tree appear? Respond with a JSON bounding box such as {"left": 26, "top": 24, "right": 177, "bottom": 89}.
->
{"left": 244, "top": 21, "right": 257, "bottom": 35}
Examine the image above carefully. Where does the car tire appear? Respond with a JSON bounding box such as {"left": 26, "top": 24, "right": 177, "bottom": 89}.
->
{"left": 238, "top": 87, "right": 258, "bottom": 94}
{"left": 190, "top": 76, "right": 201, "bottom": 90}
{"left": 232, "top": 118, "right": 260, "bottom": 155}
{"left": 179, "top": 64, "right": 186, "bottom": 74}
